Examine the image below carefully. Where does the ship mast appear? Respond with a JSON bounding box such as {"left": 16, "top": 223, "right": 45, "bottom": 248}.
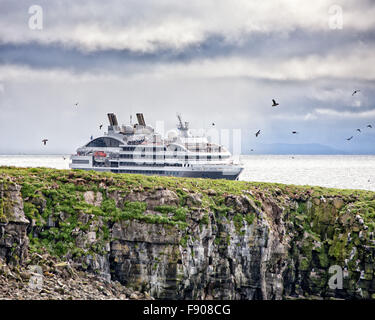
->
{"left": 177, "top": 113, "right": 189, "bottom": 137}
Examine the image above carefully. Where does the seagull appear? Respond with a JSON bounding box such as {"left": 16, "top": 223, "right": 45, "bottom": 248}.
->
{"left": 367, "top": 124, "right": 372, "bottom": 128}
{"left": 347, "top": 136, "right": 353, "bottom": 141}
{"left": 42, "top": 139, "right": 48, "bottom": 145}
{"left": 99, "top": 124, "right": 103, "bottom": 130}
{"left": 357, "top": 129, "right": 361, "bottom": 133}
{"left": 255, "top": 130, "right": 261, "bottom": 137}
{"left": 272, "top": 99, "right": 279, "bottom": 107}
{"left": 292, "top": 131, "right": 298, "bottom": 134}
{"left": 352, "top": 90, "right": 360, "bottom": 96}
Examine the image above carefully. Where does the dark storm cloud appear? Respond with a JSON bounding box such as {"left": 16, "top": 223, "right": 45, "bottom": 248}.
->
{"left": 1, "top": 29, "right": 375, "bottom": 73}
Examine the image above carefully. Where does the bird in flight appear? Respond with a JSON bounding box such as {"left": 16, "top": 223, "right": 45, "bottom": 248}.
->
{"left": 255, "top": 130, "right": 261, "bottom": 137}
{"left": 99, "top": 124, "right": 103, "bottom": 130}
{"left": 352, "top": 90, "right": 360, "bottom": 96}
{"left": 357, "top": 129, "right": 361, "bottom": 133}
{"left": 42, "top": 139, "right": 48, "bottom": 145}
{"left": 250, "top": 149, "right": 254, "bottom": 152}
{"left": 367, "top": 124, "right": 372, "bottom": 128}
{"left": 292, "top": 131, "right": 298, "bottom": 134}
{"left": 272, "top": 99, "right": 279, "bottom": 107}
{"left": 347, "top": 136, "right": 353, "bottom": 141}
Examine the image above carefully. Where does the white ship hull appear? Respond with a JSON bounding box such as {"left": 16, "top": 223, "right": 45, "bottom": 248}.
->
{"left": 69, "top": 156, "right": 243, "bottom": 180}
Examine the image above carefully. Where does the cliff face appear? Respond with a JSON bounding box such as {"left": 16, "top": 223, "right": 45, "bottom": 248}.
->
{"left": 109, "top": 193, "right": 284, "bottom": 299}
{"left": 1, "top": 167, "right": 375, "bottom": 300}
{"left": 0, "top": 181, "right": 29, "bottom": 265}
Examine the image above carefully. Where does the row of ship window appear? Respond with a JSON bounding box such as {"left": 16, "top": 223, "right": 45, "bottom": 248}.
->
{"left": 122, "top": 146, "right": 222, "bottom": 153}
{"left": 85, "top": 138, "right": 179, "bottom": 151}
{"left": 111, "top": 162, "right": 184, "bottom": 168}
{"left": 111, "top": 169, "right": 181, "bottom": 175}
{"left": 85, "top": 138, "right": 223, "bottom": 153}
{"left": 73, "top": 159, "right": 200, "bottom": 167}
{"left": 119, "top": 154, "right": 227, "bottom": 160}
{"left": 72, "top": 159, "right": 90, "bottom": 164}
{"left": 122, "top": 146, "right": 167, "bottom": 152}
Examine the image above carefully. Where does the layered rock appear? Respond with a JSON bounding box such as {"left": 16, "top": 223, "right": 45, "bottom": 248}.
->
{"left": 1, "top": 167, "right": 375, "bottom": 300}
{"left": 0, "top": 179, "right": 29, "bottom": 265}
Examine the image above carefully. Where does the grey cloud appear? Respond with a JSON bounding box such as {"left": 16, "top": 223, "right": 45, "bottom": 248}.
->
{"left": 1, "top": 0, "right": 375, "bottom": 52}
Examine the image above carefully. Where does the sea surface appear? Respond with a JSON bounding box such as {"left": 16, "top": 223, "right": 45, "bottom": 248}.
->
{"left": 239, "top": 155, "right": 375, "bottom": 192}
{"left": 0, "top": 154, "right": 374, "bottom": 192}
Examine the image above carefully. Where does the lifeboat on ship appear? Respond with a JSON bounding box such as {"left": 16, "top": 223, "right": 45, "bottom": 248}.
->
{"left": 93, "top": 151, "right": 107, "bottom": 162}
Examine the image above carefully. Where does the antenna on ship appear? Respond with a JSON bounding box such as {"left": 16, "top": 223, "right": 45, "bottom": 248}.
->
{"left": 176, "top": 113, "right": 189, "bottom": 137}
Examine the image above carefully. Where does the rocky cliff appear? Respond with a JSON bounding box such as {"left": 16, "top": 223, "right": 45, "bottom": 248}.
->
{"left": 1, "top": 166, "right": 375, "bottom": 300}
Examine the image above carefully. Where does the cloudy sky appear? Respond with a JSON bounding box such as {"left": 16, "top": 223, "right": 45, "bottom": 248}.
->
{"left": 0, "top": 0, "right": 374, "bottom": 154}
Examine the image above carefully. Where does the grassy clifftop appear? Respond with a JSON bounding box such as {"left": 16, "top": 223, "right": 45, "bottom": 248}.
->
{"left": 1, "top": 165, "right": 374, "bottom": 204}
{"left": 2, "top": 166, "right": 375, "bottom": 299}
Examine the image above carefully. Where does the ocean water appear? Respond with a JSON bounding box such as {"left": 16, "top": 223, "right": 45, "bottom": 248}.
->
{"left": 239, "top": 155, "right": 375, "bottom": 192}
{"left": 0, "top": 154, "right": 374, "bottom": 192}
{"left": 0, "top": 155, "right": 71, "bottom": 170}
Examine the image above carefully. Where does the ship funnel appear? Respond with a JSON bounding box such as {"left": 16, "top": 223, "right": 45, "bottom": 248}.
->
{"left": 136, "top": 113, "right": 146, "bottom": 126}
{"left": 107, "top": 113, "right": 118, "bottom": 126}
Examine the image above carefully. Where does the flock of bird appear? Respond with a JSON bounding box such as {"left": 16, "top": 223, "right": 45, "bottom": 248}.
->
{"left": 250, "top": 90, "right": 372, "bottom": 151}
{"left": 42, "top": 90, "right": 372, "bottom": 155}
{"left": 346, "top": 124, "right": 373, "bottom": 141}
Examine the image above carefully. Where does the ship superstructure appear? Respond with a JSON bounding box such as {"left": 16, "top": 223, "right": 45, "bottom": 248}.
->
{"left": 70, "top": 113, "right": 243, "bottom": 180}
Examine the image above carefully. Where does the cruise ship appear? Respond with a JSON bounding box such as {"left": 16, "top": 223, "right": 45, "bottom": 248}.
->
{"left": 70, "top": 113, "right": 243, "bottom": 180}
